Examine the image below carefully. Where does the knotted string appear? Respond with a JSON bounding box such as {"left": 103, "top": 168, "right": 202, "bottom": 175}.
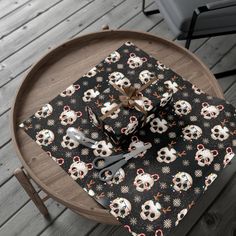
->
{"left": 99, "top": 76, "right": 159, "bottom": 121}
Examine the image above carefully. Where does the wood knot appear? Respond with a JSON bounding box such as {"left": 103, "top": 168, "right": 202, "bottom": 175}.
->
{"left": 204, "top": 212, "right": 219, "bottom": 227}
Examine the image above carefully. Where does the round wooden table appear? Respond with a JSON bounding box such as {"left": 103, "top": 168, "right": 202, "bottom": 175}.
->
{"left": 11, "top": 30, "right": 224, "bottom": 225}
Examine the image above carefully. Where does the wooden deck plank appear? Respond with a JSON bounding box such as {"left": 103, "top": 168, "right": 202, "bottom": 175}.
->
{"left": 0, "top": 176, "right": 33, "bottom": 227}
{"left": 188, "top": 173, "right": 236, "bottom": 236}
{"left": 87, "top": 224, "right": 121, "bottom": 236}
{"left": 121, "top": 2, "right": 163, "bottom": 31}
{"left": 0, "top": 196, "right": 65, "bottom": 236}
{"left": 195, "top": 34, "right": 236, "bottom": 69}
{"left": 0, "top": 0, "right": 31, "bottom": 20}
{"left": 0, "top": 0, "right": 94, "bottom": 62}
{"left": 79, "top": 0, "right": 150, "bottom": 35}
{"left": 39, "top": 209, "right": 98, "bottom": 236}
{"left": 0, "top": 111, "right": 11, "bottom": 147}
{"left": 224, "top": 78, "right": 236, "bottom": 107}
{"left": 0, "top": 142, "right": 21, "bottom": 186}
{"left": 212, "top": 45, "right": 236, "bottom": 94}
{"left": 0, "top": 0, "right": 62, "bottom": 39}
{"left": 0, "top": 0, "right": 125, "bottom": 87}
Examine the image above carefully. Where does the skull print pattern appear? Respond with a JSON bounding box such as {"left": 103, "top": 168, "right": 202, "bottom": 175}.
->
{"left": 20, "top": 42, "right": 236, "bottom": 236}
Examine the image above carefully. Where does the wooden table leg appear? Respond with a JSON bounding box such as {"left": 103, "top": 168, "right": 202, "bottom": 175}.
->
{"left": 14, "top": 168, "right": 49, "bottom": 217}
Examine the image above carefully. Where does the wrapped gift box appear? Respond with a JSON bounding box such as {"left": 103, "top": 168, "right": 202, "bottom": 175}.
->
{"left": 85, "top": 78, "right": 172, "bottom": 145}
{"left": 81, "top": 42, "right": 173, "bottom": 145}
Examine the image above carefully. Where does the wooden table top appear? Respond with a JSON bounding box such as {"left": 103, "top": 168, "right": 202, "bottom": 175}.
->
{"left": 11, "top": 30, "right": 224, "bottom": 225}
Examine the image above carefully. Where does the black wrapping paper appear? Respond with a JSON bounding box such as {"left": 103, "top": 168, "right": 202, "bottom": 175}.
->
{"left": 20, "top": 42, "right": 236, "bottom": 236}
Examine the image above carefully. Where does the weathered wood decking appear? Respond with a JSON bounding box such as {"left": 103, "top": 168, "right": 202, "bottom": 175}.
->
{"left": 0, "top": 0, "right": 236, "bottom": 235}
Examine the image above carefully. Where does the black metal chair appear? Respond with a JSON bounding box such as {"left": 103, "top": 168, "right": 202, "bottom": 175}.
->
{"left": 142, "top": 0, "right": 236, "bottom": 78}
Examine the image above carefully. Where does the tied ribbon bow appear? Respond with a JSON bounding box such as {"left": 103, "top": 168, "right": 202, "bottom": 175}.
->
{"left": 100, "top": 76, "right": 159, "bottom": 121}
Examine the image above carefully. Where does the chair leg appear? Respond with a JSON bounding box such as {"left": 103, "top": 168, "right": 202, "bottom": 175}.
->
{"left": 185, "top": 38, "right": 192, "bottom": 49}
{"left": 142, "top": 0, "right": 160, "bottom": 16}
{"left": 214, "top": 68, "right": 236, "bottom": 79}
{"left": 14, "top": 167, "right": 49, "bottom": 217}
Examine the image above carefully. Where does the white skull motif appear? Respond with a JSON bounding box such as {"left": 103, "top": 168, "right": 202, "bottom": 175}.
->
{"left": 160, "top": 92, "right": 172, "bottom": 107}
{"left": 195, "top": 144, "right": 218, "bottom": 167}
{"left": 172, "top": 172, "right": 193, "bottom": 192}
{"left": 35, "top": 104, "right": 53, "bottom": 119}
{"left": 84, "top": 67, "right": 97, "bottom": 77}
{"left": 156, "top": 147, "right": 177, "bottom": 163}
{"left": 134, "top": 168, "right": 159, "bottom": 192}
{"left": 192, "top": 84, "right": 204, "bottom": 95}
{"left": 175, "top": 208, "right": 188, "bottom": 226}
{"left": 60, "top": 84, "right": 80, "bottom": 97}
{"left": 110, "top": 197, "right": 131, "bottom": 218}
{"left": 46, "top": 151, "right": 64, "bottom": 165}
{"left": 182, "top": 125, "right": 202, "bottom": 141}
{"left": 156, "top": 61, "right": 169, "bottom": 71}
{"left": 105, "top": 51, "right": 120, "bottom": 64}
{"left": 139, "top": 70, "right": 156, "bottom": 84}
{"left": 101, "top": 102, "right": 120, "bottom": 119}
{"left": 127, "top": 53, "right": 147, "bottom": 69}
{"left": 164, "top": 80, "right": 178, "bottom": 93}
{"left": 128, "top": 136, "right": 152, "bottom": 158}
{"left": 140, "top": 200, "right": 162, "bottom": 222}
{"left": 125, "top": 41, "right": 134, "bottom": 46}
{"left": 201, "top": 102, "right": 224, "bottom": 120}
{"left": 150, "top": 117, "right": 168, "bottom": 133}
{"left": 83, "top": 188, "right": 95, "bottom": 197}
{"left": 107, "top": 168, "right": 125, "bottom": 185}
{"left": 135, "top": 96, "right": 153, "bottom": 112}
{"left": 68, "top": 156, "right": 93, "bottom": 180}
{"left": 121, "top": 116, "right": 139, "bottom": 135}
{"left": 82, "top": 89, "right": 100, "bottom": 102}
{"left": 61, "top": 134, "right": 79, "bottom": 149}
{"left": 223, "top": 147, "right": 235, "bottom": 168}
{"left": 108, "top": 72, "right": 131, "bottom": 88}
{"left": 86, "top": 106, "right": 100, "bottom": 127}
{"left": 36, "top": 129, "right": 54, "bottom": 146}
{"left": 146, "top": 113, "right": 155, "bottom": 123}
{"left": 93, "top": 140, "right": 113, "bottom": 157}
{"left": 174, "top": 100, "right": 192, "bottom": 116}
{"left": 59, "top": 105, "right": 82, "bottom": 126}
{"left": 204, "top": 173, "right": 217, "bottom": 191}
{"left": 211, "top": 125, "right": 229, "bottom": 141}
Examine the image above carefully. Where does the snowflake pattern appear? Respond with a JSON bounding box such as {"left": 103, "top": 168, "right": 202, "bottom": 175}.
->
{"left": 146, "top": 224, "right": 154, "bottom": 232}
{"left": 195, "top": 170, "right": 202, "bottom": 177}
{"left": 214, "top": 163, "right": 221, "bottom": 171}
{"left": 51, "top": 145, "right": 58, "bottom": 152}
{"left": 65, "top": 152, "right": 72, "bottom": 158}
{"left": 130, "top": 217, "right": 137, "bottom": 226}
{"left": 128, "top": 163, "right": 136, "bottom": 169}
{"left": 121, "top": 186, "right": 129, "bottom": 193}
{"left": 143, "top": 160, "right": 150, "bottom": 166}
{"left": 164, "top": 195, "right": 171, "bottom": 202}
{"left": 134, "top": 195, "right": 141, "bottom": 203}
{"left": 173, "top": 198, "right": 181, "bottom": 207}
{"left": 81, "top": 148, "right": 89, "bottom": 155}
{"left": 20, "top": 42, "right": 236, "bottom": 236}
{"left": 182, "top": 160, "right": 190, "bottom": 166}
{"left": 164, "top": 219, "right": 172, "bottom": 228}
{"left": 160, "top": 182, "right": 167, "bottom": 189}
{"left": 107, "top": 191, "right": 114, "bottom": 198}
{"left": 194, "top": 187, "right": 201, "bottom": 194}
{"left": 96, "top": 184, "right": 103, "bottom": 191}
{"left": 186, "top": 144, "right": 193, "bottom": 150}
{"left": 162, "top": 166, "right": 170, "bottom": 174}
